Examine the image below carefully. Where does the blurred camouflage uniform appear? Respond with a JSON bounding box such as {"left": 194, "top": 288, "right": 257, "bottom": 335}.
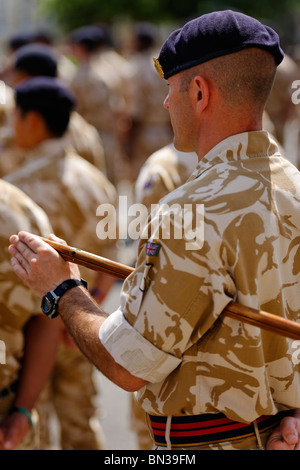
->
{"left": 70, "top": 52, "right": 124, "bottom": 185}
{"left": 0, "top": 111, "right": 106, "bottom": 179}
{"left": 100, "top": 131, "right": 300, "bottom": 450}
{"left": 5, "top": 137, "right": 118, "bottom": 450}
{"left": 4, "top": 138, "right": 116, "bottom": 261}
{"left": 131, "top": 143, "right": 198, "bottom": 449}
{"left": 265, "top": 54, "right": 299, "bottom": 147}
{"left": 93, "top": 48, "right": 134, "bottom": 184}
{"left": 0, "top": 178, "right": 52, "bottom": 449}
{"left": 125, "top": 27, "right": 173, "bottom": 182}
{"left": 265, "top": 54, "right": 300, "bottom": 169}
{"left": 0, "top": 43, "right": 106, "bottom": 178}
{"left": 69, "top": 25, "right": 132, "bottom": 185}
{"left": 135, "top": 143, "right": 198, "bottom": 208}
{"left": 92, "top": 44, "right": 132, "bottom": 125}
{"left": 65, "top": 111, "right": 106, "bottom": 172}
{"left": 0, "top": 83, "right": 18, "bottom": 176}
{"left": 0, "top": 81, "right": 14, "bottom": 127}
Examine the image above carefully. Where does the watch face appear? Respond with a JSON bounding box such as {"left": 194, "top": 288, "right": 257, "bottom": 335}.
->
{"left": 41, "top": 293, "right": 54, "bottom": 315}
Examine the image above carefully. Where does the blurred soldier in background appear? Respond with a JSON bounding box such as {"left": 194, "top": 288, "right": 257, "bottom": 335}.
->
{"left": 69, "top": 25, "right": 129, "bottom": 185}
{"left": 2, "top": 30, "right": 76, "bottom": 86}
{"left": 265, "top": 53, "right": 300, "bottom": 168}
{"left": 135, "top": 143, "right": 198, "bottom": 209}
{"left": 131, "top": 143, "right": 198, "bottom": 449}
{"left": 0, "top": 43, "right": 106, "bottom": 177}
{"left": 27, "top": 29, "right": 77, "bottom": 85}
{"left": 0, "top": 178, "right": 61, "bottom": 450}
{"left": 4, "top": 77, "right": 118, "bottom": 450}
{"left": 125, "top": 23, "right": 173, "bottom": 182}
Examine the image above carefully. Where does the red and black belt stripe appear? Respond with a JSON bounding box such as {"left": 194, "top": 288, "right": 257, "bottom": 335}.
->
{"left": 147, "top": 410, "right": 292, "bottom": 447}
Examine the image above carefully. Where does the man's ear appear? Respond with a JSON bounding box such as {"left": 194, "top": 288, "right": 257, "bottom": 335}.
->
{"left": 26, "top": 110, "right": 42, "bottom": 130}
{"left": 25, "top": 110, "right": 50, "bottom": 139}
{"left": 192, "top": 75, "right": 210, "bottom": 113}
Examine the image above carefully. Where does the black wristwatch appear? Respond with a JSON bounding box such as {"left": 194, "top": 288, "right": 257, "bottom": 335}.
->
{"left": 41, "top": 278, "right": 88, "bottom": 319}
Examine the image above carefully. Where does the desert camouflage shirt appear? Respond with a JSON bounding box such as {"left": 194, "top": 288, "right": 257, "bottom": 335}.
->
{"left": 70, "top": 57, "right": 124, "bottom": 183}
{"left": 135, "top": 143, "right": 198, "bottom": 209}
{"left": 70, "top": 57, "right": 120, "bottom": 145}
{"left": 4, "top": 138, "right": 118, "bottom": 286}
{"left": 0, "top": 111, "right": 106, "bottom": 179}
{"left": 0, "top": 179, "right": 52, "bottom": 389}
{"left": 100, "top": 130, "right": 300, "bottom": 422}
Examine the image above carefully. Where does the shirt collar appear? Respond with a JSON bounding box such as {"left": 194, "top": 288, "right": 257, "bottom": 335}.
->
{"left": 23, "top": 137, "right": 69, "bottom": 160}
{"left": 188, "top": 131, "right": 280, "bottom": 182}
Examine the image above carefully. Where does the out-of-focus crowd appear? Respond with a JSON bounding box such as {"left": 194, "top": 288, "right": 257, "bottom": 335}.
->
{"left": 0, "top": 20, "right": 300, "bottom": 451}
{"left": 0, "top": 22, "right": 174, "bottom": 185}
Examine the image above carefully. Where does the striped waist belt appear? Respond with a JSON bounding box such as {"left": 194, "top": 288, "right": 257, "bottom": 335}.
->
{"left": 147, "top": 410, "right": 292, "bottom": 447}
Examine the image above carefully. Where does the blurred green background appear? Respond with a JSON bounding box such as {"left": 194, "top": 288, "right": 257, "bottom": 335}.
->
{"left": 39, "top": 0, "right": 300, "bottom": 51}
{"left": 0, "top": 1, "right": 299, "bottom": 63}
{"left": 40, "top": 0, "right": 299, "bottom": 28}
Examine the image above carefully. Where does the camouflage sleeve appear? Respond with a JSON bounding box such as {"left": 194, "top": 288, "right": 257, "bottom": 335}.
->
{"left": 0, "top": 181, "right": 53, "bottom": 326}
{"left": 135, "top": 162, "right": 178, "bottom": 210}
{"left": 0, "top": 181, "right": 53, "bottom": 386}
{"left": 99, "top": 192, "right": 235, "bottom": 382}
{"left": 99, "top": 307, "right": 181, "bottom": 382}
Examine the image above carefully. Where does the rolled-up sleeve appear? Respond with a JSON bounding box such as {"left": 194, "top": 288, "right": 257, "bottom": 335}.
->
{"left": 99, "top": 308, "right": 182, "bottom": 383}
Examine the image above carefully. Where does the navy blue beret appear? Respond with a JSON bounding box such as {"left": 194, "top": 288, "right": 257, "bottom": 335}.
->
{"left": 135, "top": 22, "right": 155, "bottom": 42}
{"left": 70, "top": 25, "right": 106, "bottom": 48}
{"left": 15, "top": 76, "right": 75, "bottom": 114}
{"left": 154, "top": 10, "right": 284, "bottom": 79}
{"left": 14, "top": 44, "right": 58, "bottom": 77}
{"left": 8, "top": 32, "right": 32, "bottom": 51}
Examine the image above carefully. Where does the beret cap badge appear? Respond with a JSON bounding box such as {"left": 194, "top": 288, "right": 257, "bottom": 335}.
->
{"left": 153, "top": 57, "right": 164, "bottom": 78}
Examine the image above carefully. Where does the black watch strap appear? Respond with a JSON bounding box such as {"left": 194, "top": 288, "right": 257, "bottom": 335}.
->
{"left": 53, "top": 278, "right": 88, "bottom": 298}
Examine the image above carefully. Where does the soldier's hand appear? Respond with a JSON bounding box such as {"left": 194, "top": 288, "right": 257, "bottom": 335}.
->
{"left": 8, "top": 231, "right": 81, "bottom": 298}
{"left": 0, "top": 410, "right": 31, "bottom": 450}
{"left": 266, "top": 412, "right": 300, "bottom": 450}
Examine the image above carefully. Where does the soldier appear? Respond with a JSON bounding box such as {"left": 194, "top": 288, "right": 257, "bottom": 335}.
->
{"left": 265, "top": 54, "right": 300, "bottom": 168}
{"left": 135, "top": 143, "right": 198, "bottom": 209}
{"left": 265, "top": 53, "right": 299, "bottom": 146}
{"left": 1, "top": 30, "right": 77, "bottom": 87}
{"left": 69, "top": 25, "right": 127, "bottom": 185}
{"left": 0, "top": 179, "right": 61, "bottom": 450}
{"left": 5, "top": 77, "right": 118, "bottom": 450}
{"left": 7, "top": 32, "right": 32, "bottom": 53}
{"left": 132, "top": 143, "right": 198, "bottom": 449}
{"left": 9, "top": 11, "right": 300, "bottom": 450}
{"left": 0, "top": 43, "right": 106, "bottom": 177}
{"left": 27, "top": 29, "right": 77, "bottom": 86}
{"left": 125, "top": 23, "right": 173, "bottom": 182}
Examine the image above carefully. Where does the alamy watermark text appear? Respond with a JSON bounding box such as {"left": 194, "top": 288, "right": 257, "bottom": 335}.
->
{"left": 96, "top": 196, "right": 205, "bottom": 250}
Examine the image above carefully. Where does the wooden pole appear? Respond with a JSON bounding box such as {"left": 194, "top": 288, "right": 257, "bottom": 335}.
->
{"left": 41, "top": 237, "right": 133, "bottom": 280}
{"left": 42, "top": 237, "right": 300, "bottom": 340}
